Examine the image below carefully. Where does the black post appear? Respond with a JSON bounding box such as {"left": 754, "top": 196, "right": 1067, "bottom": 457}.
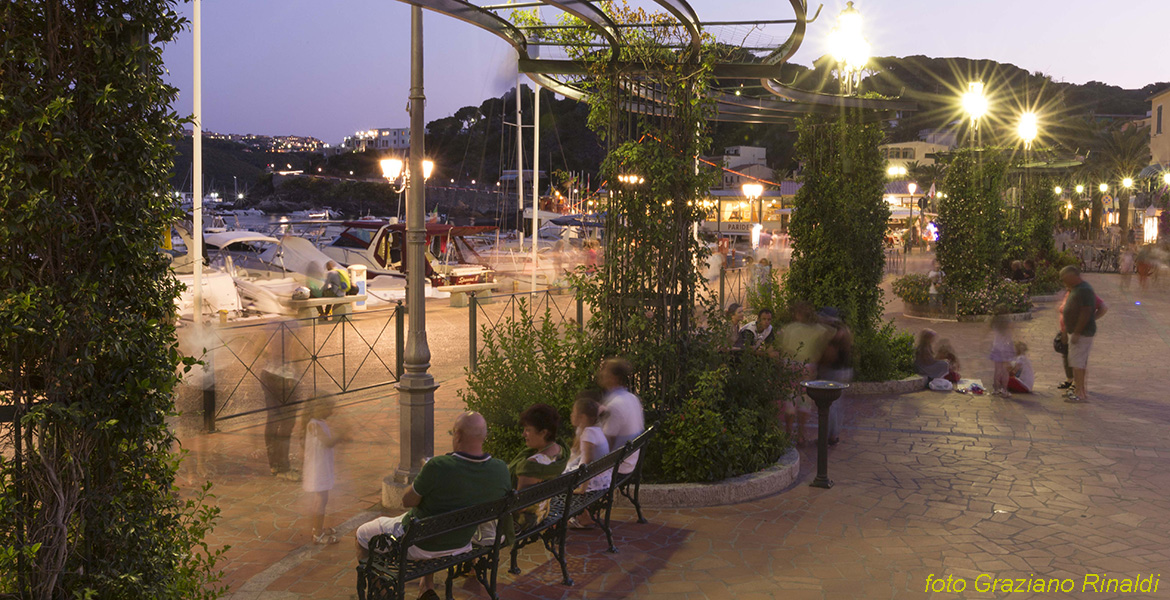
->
{"left": 395, "top": 301, "right": 405, "bottom": 379}
{"left": 469, "top": 292, "right": 478, "bottom": 373}
{"left": 203, "top": 348, "right": 216, "bottom": 433}
{"left": 719, "top": 264, "right": 726, "bottom": 308}
{"left": 802, "top": 380, "right": 848, "bottom": 489}
{"left": 576, "top": 292, "right": 584, "bottom": 331}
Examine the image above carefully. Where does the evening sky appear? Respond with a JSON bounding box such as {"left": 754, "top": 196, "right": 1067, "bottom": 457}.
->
{"left": 160, "top": 0, "right": 1169, "bottom": 144}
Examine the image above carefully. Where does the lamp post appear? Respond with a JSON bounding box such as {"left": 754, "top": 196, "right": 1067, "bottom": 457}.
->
{"left": 827, "top": 1, "right": 870, "bottom": 96}
{"left": 386, "top": 4, "right": 436, "bottom": 499}
{"left": 962, "top": 81, "right": 988, "bottom": 147}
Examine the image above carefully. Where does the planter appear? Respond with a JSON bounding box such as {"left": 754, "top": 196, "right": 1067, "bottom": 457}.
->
{"left": 621, "top": 448, "right": 799, "bottom": 509}
{"left": 904, "top": 302, "right": 1032, "bottom": 323}
{"left": 1030, "top": 294, "right": 1059, "bottom": 303}
{"left": 956, "top": 311, "right": 1033, "bottom": 323}
{"left": 849, "top": 375, "right": 928, "bottom": 396}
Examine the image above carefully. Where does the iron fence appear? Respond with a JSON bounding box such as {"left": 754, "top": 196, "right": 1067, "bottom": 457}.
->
{"left": 718, "top": 266, "right": 751, "bottom": 309}
{"left": 196, "top": 304, "right": 404, "bottom": 431}
{"left": 468, "top": 288, "right": 584, "bottom": 373}
{"left": 884, "top": 248, "right": 906, "bottom": 276}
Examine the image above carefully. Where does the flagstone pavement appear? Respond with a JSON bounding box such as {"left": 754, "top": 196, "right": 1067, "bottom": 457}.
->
{"left": 178, "top": 269, "right": 1170, "bottom": 599}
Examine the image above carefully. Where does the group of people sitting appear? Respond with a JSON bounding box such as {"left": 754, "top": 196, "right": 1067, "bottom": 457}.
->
{"left": 724, "top": 300, "right": 853, "bottom": 446}
{"left": 354, "top": 358, "right": 644, "bottom": 600}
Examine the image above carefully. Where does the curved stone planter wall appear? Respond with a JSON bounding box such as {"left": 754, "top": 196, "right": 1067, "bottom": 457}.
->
{"left": 903, "top": 303, "right": 1032, "bottom": 323}
{"left": 849, "top": 375, "right": 927, "bottom": 396}
{"left": 621, "top": 448, "right": 799, "bottom": 509}
{"left": 1030, "top": 294, "right": 1059, "bottom": 303}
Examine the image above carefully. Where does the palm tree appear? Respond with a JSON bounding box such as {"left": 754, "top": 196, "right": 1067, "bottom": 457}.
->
{"left": 1076, "top": 122, "right": 1151, "bottom": 235}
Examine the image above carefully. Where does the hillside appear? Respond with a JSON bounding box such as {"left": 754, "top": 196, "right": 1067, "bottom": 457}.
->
{"left": 170, "top": 55, "right": 1166, "bottom": 207}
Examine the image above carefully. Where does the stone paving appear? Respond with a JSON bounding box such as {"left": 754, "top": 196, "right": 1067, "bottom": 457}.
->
{"left": 179, "top": 267, "right": 1170, "bottom": 599}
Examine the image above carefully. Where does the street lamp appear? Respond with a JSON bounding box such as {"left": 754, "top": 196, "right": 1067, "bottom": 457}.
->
{"left": 381, "top": 157, "right": 434, "bottom": 220}
{"left": 962, "top": 81, "right": 989, "bottom": 131}
{"left": 1054, "top": 186, "right": 1063, "bottom": 195}
{"left": 1017, "top": 112, "right": 1038, "bottom": 150}
{"left": 1122, "top": 177, "right": 1134, "bottom": 189}
{"left": 1099, "top": 183, "right": 1108, "bottom": 194}
{"left": 743, "top": 183, "right": 764, "bottom": 225}
{"left": 1163, "top": 173, "right": 1170, "bottom": 187}
{"left": 827, "top": 1, "right": 870, "bottom": 96}
{"left": 887, "top": 165, "right": 907, "bottom": 178}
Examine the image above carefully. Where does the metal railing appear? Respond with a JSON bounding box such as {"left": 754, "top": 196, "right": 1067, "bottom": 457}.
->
{"left": 468, "top": 287, "right": 584, "bottom": 373}
{"left": 196, "top": 304, "right": 404, "bottom": 431}
{"left": 718, "top": 266, "right": 751, "bottom": 309}
{"left": 884, "top": 248, "right": 907, "bottom": 275}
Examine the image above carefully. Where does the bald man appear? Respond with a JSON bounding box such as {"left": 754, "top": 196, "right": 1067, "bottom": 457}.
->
{"left": 356, "top": 412, "right": 510, "bottom": 599}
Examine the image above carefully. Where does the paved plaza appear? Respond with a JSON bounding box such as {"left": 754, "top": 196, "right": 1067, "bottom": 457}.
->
{"left": 178, "top": 267, "right": 1170, "bottom": 599}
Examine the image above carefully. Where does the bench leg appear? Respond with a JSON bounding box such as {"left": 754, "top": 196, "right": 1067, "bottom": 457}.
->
{"left": 590, "top": 501, "right": 618, "bottom": 554}
{"left": 508, "top": 541, "right": 521, "bottom": 575}
{"left": 543, "top": 527, "right": 573, "bottom": 586}
{"left": 621, "top": 481, "right": 647, "bottom": 524}
{"left": 445, "top": 567, "right": 455, "bottom": 600}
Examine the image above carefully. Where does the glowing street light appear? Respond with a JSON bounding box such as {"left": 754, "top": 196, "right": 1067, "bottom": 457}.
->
{"left": 1099, "top": 183, "right": 1109, "bottom": 193}
{"left": 1054, "top": 186, "right": 1063, "bottom": 195}
{"left": 887, "top": 165, "right": 908, "bottom": 178}
{"left": 1163, "top": 173, "right": 1170, "bottom": 186}
{"left": 1075, "top": 184, "right": 1084, "bottom": 195}
{"left": 962, "top": 81, "right": 989, "bottom": 129}
{"left": 1017, "top": 112, "right": 1038, "bottom": 149}
{"left": 742, "top": 183, "right": 764, "bottom": 200}
{"left": 1122, "top": 177, "right": 1134, "bottom": 189}
{"left": 827, "top": 1, "right": 870, "bottom": 96}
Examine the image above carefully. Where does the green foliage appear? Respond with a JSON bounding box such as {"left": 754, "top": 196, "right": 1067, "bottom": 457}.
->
{"left": 937, "top": 150, "right": 1009, "bottom": 292}
{"left": 657, "top": 363, "right": 787, "bottom": 483}
{"left": 0, "top": 2, "right": 224, "bottom": 597}
{"left": 854, "top": 321, "right": 916, "bottom": 383}
{"left": 744, "top": 268, "right": 786, "bottom": 318}
{"left": 891, "top": 274, "right": 936, "bottom": 307}
{"left": 954, "top": 278, "right": 1032, "bottom": 316}
{"left": 785, "top": 113, "right": 890, "bottom": 335}
{"left": 461, "top": 302, "right": 601, "bottom": 461}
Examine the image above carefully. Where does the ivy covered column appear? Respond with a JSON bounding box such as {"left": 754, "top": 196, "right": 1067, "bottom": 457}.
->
{"left": 785, "top": 112, "right": 889, "bottom": 333}
{"left": 936, "top": 150, "right": 1008, "bottom": 292}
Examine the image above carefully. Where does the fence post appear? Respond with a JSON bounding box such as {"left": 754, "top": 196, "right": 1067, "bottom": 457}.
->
{"left": 576, "top": 291, "right": 584, "bottom": 331}
{"left": 395, "top": 301, "right": 405, "bottom": 379}
{"left": 468, "top": 292, "right": 478, "bottom": 374}
{"left": 340, "top": 313, "right": 348, "bottom": 392}
{"left": 202, "top": 340, "right": 217, "bottom": 433}
{"left": 719, "top": 264, "right": 726, "bottom": 308}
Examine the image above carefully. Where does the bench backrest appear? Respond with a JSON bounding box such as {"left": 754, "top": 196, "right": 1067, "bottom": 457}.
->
{"left": 575, "top": 442, "right": 627, "bottom": 492}
{"left": 398, "top": 494, "right": 512, "bottom": 552}
{"left": 511, "top": 468, "right": 580, "bottom": 513}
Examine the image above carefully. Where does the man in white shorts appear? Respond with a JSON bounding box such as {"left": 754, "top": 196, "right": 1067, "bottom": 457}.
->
{"left": 1060, "top": 266, "right": 1097, "bottom": 403}
{"left": 355, "top": 412, "right": 510, "bottom": 600}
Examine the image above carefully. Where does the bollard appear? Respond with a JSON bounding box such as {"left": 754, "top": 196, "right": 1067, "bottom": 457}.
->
{"left": 202, "top": 346, "right": 217, "bottom": 433}
{"left": 395, "top": 301, "right": 405, "bottom": 379}
{"left": 468, "top": 293, "right": 478, "bottom": 373}
{"left": 349, "top": 264, "right": 368, "bottom": 311}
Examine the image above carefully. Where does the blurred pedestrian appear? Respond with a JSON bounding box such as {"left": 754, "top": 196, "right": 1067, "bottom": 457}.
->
{"left": 302, "top": 399, "right": 343, "bottom": 544}
{"left": 989, "top": 310, "right": 1015, "bottom": 397}
{"left": 779, "top": 301, "right": 830, "bottom": 445}
{"left": 1061, "top": 266, "right": 1098, "bottom": 403}
{"left": 816, "top": 307, "right": 852, "bottom": 445}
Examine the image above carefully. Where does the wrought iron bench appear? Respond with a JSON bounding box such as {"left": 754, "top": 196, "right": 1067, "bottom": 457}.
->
{"left": 498, "top": 466, "right": 583, "bottom": 585}
{"left": 612, "top": 425, "right": 657, "bottom": 525}
{"left": 356, "top": 494, "right": 512, "bottom": 600}
{"left": 508, "top": 424, "right": 657, "bottom": 584}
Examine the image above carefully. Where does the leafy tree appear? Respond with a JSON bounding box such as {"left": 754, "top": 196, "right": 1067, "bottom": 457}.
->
{"left": 0, "top": 2, "right": 225, "bottom": 598}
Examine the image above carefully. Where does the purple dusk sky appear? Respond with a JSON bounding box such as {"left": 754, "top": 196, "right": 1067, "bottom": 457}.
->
{"left": 161, "top": 0, "right": 1169, "bottom": 145}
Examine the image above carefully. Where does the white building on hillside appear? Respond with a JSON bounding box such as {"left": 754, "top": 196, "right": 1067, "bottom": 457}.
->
{"left": 340, "top": 128, "right": 412, "bottom": 153}
{"left": 710, "top": 145, "right": 773, "bottom": 189}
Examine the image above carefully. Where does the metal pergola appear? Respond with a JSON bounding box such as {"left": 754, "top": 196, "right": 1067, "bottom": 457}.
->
{"left": 395, "top": 0, "right": 915, "bottom": 124}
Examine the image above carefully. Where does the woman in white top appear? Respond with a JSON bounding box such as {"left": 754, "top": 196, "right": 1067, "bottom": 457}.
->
{"left": 564, "top": 392, "right": 610, "bottom": 529}
{"left": 302, "top": 400, "right": 343, "bottom": 544}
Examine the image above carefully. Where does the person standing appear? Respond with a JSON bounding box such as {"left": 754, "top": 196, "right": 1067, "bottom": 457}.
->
{"left": 1060, "top": 266, "right": 1097, "bottom": 403}
{"left": 816, "top": 308, "right": 852, "bottom": 445}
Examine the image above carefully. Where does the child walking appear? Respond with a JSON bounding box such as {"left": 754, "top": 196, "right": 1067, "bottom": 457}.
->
{"left": 564, "top": 392, "right": 610, "bottom": 529}
{"left": 989, "top": 311, "right": 1015, "bottom": 397}
{"left": 302, "top": 399, "right": 342, "bottom": 544}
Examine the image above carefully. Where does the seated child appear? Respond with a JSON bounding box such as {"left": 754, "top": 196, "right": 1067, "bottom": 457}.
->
{"left": 935, "top": 339, "right": 961, "bottom": 384}
{"left": 564, "top": 392, "right": 611, "bottom": 529}
{"left": 1007, "top": 341, "right": 1034, "bottom": 393}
